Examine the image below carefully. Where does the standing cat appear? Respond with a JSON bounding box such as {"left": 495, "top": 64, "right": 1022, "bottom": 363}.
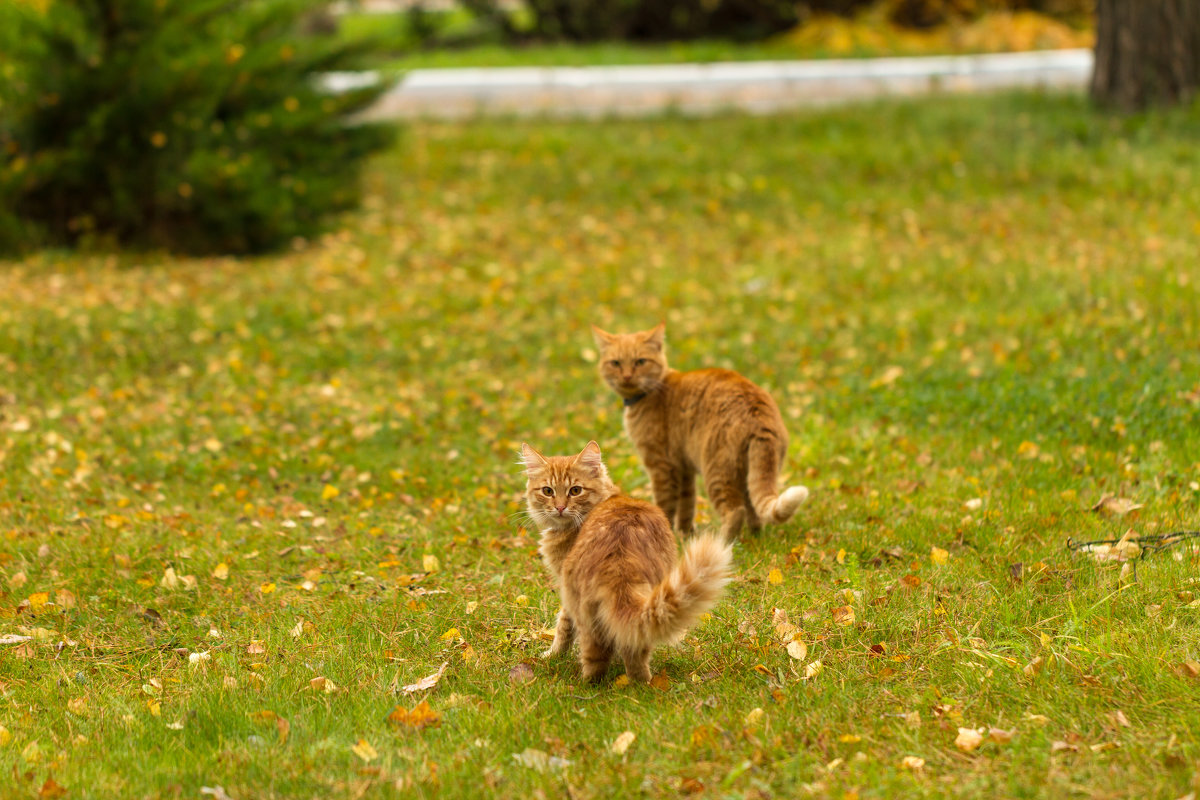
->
{"left": 591, "top": 323, "right": 809, "bottom": 541}
{"left": 521, "top": 441, "right": 732, "bottom": 683}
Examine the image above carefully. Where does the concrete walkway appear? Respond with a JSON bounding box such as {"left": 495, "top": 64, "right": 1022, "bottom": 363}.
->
{"left": 334, "top": 48, "right": 1093, "bottom": 120}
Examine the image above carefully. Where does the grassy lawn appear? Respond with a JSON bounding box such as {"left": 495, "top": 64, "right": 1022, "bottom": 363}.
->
{"left": 3, "top": 91, "right": 1200, "bottom": 798}
{"left": 340, "top": 9, "right": 1093, "bottom": 69}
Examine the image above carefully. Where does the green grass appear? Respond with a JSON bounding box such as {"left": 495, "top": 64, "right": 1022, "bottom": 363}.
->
{"left": 3, "top": 91, "right": 1200, "bottom": 798}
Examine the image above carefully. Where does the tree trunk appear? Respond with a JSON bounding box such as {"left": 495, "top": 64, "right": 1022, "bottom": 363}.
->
{"left": 1091, "top": 0, "right": 1200, "bottom": 111}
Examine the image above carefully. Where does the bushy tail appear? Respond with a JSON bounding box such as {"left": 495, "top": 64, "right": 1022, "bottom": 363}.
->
{"left": 747, "top": 435, "right": 810, "bottom": 525}
{"left": 605, "top": 534, "right": 733, "bottom": 653}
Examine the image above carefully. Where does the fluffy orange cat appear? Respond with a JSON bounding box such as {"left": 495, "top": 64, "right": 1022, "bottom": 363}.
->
{"left": 521, "top": 441, "right": 732, "bottom": 683}
{"left": 592, "top": 323, "right": 809, "bottom": 540}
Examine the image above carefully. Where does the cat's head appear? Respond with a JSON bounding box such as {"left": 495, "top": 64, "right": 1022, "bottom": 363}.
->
{"left": 591, "top": 323, "right": 668, "bottom": 400}
{"left": 520, "top": 441, "right": 615, "bottom": 531}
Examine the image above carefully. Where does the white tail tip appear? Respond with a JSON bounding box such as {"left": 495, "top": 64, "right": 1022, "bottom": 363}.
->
{"left": 772, "top": 485, "right": 810, "bottom": 522}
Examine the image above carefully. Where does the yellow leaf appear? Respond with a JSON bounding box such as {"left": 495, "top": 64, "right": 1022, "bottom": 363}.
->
{"left": 260, "top": 582, "right": 276, "bottom": 595}
{"left": 611, "top": 730, "right": 636, "bottom": 755}
{"left": 1017, "top": 441, "right": 1040, "bottom": 459}
{"left": 27, "top": 592, "right": 49, "bottom": 610}
{"left": 804, "top": 660, "right": 823, "bottom": 679}
{"left": 767, "top": 568, "right": 783, "bottom": 585}
{"left": 147, "top": 700, "right": 161, "bottom": 717}
{"left": 321, "top": 484, "right": 340, "bottom": 501}
{"left": 350, "top": 738, "right": 377, "bottom": 762}
{"left": 387, "top": 700, "right": 441, "bottom": 730}
{"left": 955, "top": 727, "right": 984, "bottom": 752}
{"left": 836, "top": 549, "right": 846, "bottom": 564}
{"left": 423, "top": 554, "right": 440, "bottom": 573}
{"left": 786, "top": 640, "right": 808, "bottom": 661}
{"left": 931, "top": 546, "right": 949, "bottom": 565}
{"left": 0, "top": 725, "right": 11, "bottom": 746}
{"left": 613, "top": 674, "right": 631, "bottom": 689}
{"left": 831, "top": 605, "right": 856, "bottom": 626}
{"left": 744, "top": 708, "right": 764, "bottom": 727}
{"left": 160, "top": 567, "right": 180, "bottom": 590}
{"left": 899, "top": 755, "right": 925, "bottom": 770}
{"left": 212, "top": 563, "right": 229, "bottom": 580}
{"left": 838, "top": 734, "right": 861, "bottom": 743}
{"left": 440, "top": 627, "right": 460, "bottom": 641}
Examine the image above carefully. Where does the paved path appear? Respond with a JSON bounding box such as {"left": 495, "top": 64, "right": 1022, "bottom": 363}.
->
{"left": 333, "top": 49, "right": 1093, "bottom": 120}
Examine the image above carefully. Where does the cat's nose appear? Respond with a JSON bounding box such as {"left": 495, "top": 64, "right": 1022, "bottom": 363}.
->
{"left": 556, "top": 505, "right": 566, "bottom": 514}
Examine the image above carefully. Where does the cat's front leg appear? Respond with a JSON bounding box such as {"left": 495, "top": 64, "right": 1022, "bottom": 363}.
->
{"left": 541, "top": 607, "right": 575, "bottom": 658}
{"left": 644, "top": 459, "right": 681, "bottom": 527}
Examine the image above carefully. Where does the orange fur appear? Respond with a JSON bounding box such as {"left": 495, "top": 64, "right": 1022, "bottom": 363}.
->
{"left": 592, "top": 323, "right": 809, "bottom": 540}
{"left": 521, "top": 441, "right": 732, "bottom": 683}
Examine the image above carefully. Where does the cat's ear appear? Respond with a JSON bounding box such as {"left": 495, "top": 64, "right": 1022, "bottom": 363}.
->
{"left": 641, "top": 322, "right": 666, "bottom": 351}
{"left": 519, "top": 443, "right": 548, "bottom": 471}
{"left": 591, "top": 324, "right": 615, "bottom": 350}
{"left": 575, "top": 440, "right": 605, "bottom": 475}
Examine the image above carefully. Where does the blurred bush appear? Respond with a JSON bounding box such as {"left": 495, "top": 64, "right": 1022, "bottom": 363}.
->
{"left": 455, "top": 0, "right": 1090, "bottom": 43}
{"left": 0, "top": 0, "right": 397, "bottom": 255}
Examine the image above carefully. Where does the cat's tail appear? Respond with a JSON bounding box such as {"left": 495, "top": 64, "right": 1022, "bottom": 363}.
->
{"left": 605, "top": 533, "right": 733, "bottom": 652}
{"left": 747, "top": 435, "right": 809, "bottom": 526}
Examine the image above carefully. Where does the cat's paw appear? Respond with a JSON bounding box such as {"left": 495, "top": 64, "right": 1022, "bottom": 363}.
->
{"left": 540, "top": 646, "right": 559, "bottom": 659}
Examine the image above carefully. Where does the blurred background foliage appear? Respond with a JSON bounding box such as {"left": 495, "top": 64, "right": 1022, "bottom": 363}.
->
{"left": 0, "top": 0, "right": 397, "bottom": 255}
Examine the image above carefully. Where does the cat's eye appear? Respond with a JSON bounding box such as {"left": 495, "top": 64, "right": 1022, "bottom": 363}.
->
{"left": 541, "top": 486, "right": 554, "bottom": 497}
{"left": 568, "top": 486, "right": 583, "bottom": 496}
{"left": 609, "top": 360, "right": 621, "bottom": 368}
{"left": 635, "top": 358, "right": 648, "bottom": 366}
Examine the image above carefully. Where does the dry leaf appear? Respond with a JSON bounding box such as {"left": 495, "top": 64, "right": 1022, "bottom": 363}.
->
{"left": 246, "top": 641, "right": 266, "bottom": 655}
{"left": 930, "top": 546, "right": 949, "bottom": 565}
{"left": 955, "top": 727, "right": 984, "bottom": 752}
{"left": 321, "top": 484, "right": 340, "bottom": 501}
{"left": 512, "top": 748, "right": 571, "bottom": 773}
{"left": 988, "top": 727, "right": 1015, "bottom": 744}
{"left": 387, "top": 700, "right": 442, "bottom": 730}
{"left": 9, "top": 571, "right": 27, "bottom": 589}
{"left": 289, "top": 620, "right": 304, "bottom": 639}
{"left": 1091, "top": 496, "right": 1143, "bottom": 517}
{"left": 786, "top": 640, "right": 808, "bottom": 661}
{"left": 39, "top": 777, "right": 69, "bottom": 799}
{"left": 0, "top": 634, "right": 33, "bottom": 645}
{"left": 423, "top": 554, "right": 440, "bottom": 573}
{"left": 310, "top": 676, "right": 338, "bottom": 693}
{"left": 1051, "top": 740, "right": 1079, "bottom": 753}
{"left": 160, "top": 567, "right": 180, "bottom": 590}
{"left": 650, "top": 670, "right": 671, "bottom": 691}
{"left": 744, "top": 708, "right": 764, "bottom": 727}
{"left": 804, "top": 660, "right": 823, "bottom": 679}
{"left": 611, "top": 731, "right": 636, "bottom": 755}
{"left": 199, "top": 788, "right": 235, "bottom": 800}
{"left": 1023, "top": 656, "right": 1045, "bottom": 678}
{"left": 212, "top": 563, "right": 229, "bottom": 580}
{"left": 964, "top": 497, "right": 983, "bottom": 510}
{"left": 508, "top": 662, "right": 535, "bottom": 686}
{"left": 613, "top": 675, "right": 631, "bottom": 689}
{"left": 1110, "top": 710, "right": 1131, "bottom": 728}
{"left": 767, "top": 568, "right": 783, "bottom": 585}
{"left": 831, "top": 605, "right": 856, "bottom": 626}
{"left": 403, "top": 661, "right": 449, "bottom": 694}
{"left": 899, "top": 755, "right": 925, "bottom": 770}
{"left": 771, "top": 608, "right": 789, "bottom": 625}
{"left": 350, "top": 738, "right": 377, "bottom": 762}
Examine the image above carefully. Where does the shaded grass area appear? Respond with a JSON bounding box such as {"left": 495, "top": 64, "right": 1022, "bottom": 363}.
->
{"left": 2, "top": 92, "right": 1200, "bottom": 798}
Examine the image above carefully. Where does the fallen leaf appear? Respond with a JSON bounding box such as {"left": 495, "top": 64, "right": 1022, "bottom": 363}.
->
{"left": 350, "top": 738, "right": 377, "bottom": 762}
{"left": 0, "top": 725, "right": 10, "bottom": 746}
{"left": 899, "top": 755, "right": 925, "bottom": 770}
{"left": 289, "top": 620, "right": 304, "bottom": 638}
{"left": 212, "top": 563, "right": 229, "bottom": 580}
{"left": 160, "top": 567, "right": 180, "bottom": 590}
{"left": 387, "top": 700, "right": 442, "bottom": 730}
{"left": 964, "top": 498, "right": 983, "bottom": 510}
{"left": 930, "top": 546, "right": 949, "bottom": 565}
{"left": 39, "top": 777, "right": 69, "bottom": 799}
{"left": 246, "top": 641, "right": 266, "bottom": 655}
{"left": 260, "top": 582, "right": 276, "bottom": 595}
{"left": 509, "top": 662, "right": 535, "bottom": 686}
{"left": 310, "top": 676, "right": 338, "bottom": 693}
{"left": 27, "top": 592, "right": 50, "bottom": 611}
{"left": 771, "top": 608, "right": 789, "bottom": 625}
{"left": 321, "top": 484, "right": 340, "bottom": 501}
{"left": 831, "top": 605, "right": 856, "bottom": 626}
{"left": 440, "top": 627, "right": 460, "bottom": 641}
{"left": 650, "top": 670, "right": 671, "bottom": 691}
{"left": 955, "top": 727, "right": 984, "bottom": 752}
{"left": 786, "top": 640, "right": 808, "bottom": 661}
{"left": 1023, "top": 656, "right": 1045, "bottom": 678}
{"left": 1091, "top": 496, "right": 1143, "bottom": 517}
{"left": 199, "top": 788, "right": 235, "bottom": 800}
{"left": 512, "top": 748, "right": 570, "bottom": 772}
{"left": 1109, "top": 710, "right": 1131, "bottom": 728}
{"left": 767, "top": 568, "right": 783, "bottom": 585}
{"left": 611, "top": 730, "right": 636, "bottom": 755}
{"left": 423, "top": 554, "right": 440, "bottom": 573}
{"left": 276, "top": 715, "right": 290, "bottom": 744}
{"left": 613, "top": 674, "right": 631, "bottom": 689}
{"left": 804, "top": 660, "right": 823, "bottom": 679}
{"left": 1051, "top": 740, "right": 1079, "bottom": 753}
{"left": 988, "top": 727, "right": 1015, "bottom": 744}
{"left": 9, "top": 571, "right": 27, "bottom": 589}
{"left": 0, "top": 634, "right": 33, "bottom": 645}
{"left": 188, "top": 651, "right": 211, "bottom": 667}
{"left": 743, "top": 708, "right": 764, "bottom": 727}
{"left": 55, "top": 589, "right": 76, "bottom": 610}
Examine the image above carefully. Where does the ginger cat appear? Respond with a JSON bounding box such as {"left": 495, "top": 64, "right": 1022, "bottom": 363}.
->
{"left": 591, "top": 323, "right": 809, "bottom": 541}
{"left": 521, "top": 441, "right": 732, "bottom": 683}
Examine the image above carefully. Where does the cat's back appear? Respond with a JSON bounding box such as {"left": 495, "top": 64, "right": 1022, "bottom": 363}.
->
{"left": 669, "top": 367, "right": 782, "bottom": 420}
{"left": 567, "top": 495, "right": 675, "bottom": 583}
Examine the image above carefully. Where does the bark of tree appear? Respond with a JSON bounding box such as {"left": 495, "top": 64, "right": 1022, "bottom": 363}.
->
{"left": 1091, "top": 0, "right": 1200, "bottom": 111}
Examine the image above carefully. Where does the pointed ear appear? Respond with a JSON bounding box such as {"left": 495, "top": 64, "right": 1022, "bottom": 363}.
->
{"left": 642, "top": 322, "right": 665, "bottom": 351}
{"left": 575, "top": 440, "right": 604, "bottom": 474}
{"left": 520, "top": 443, "right": 548, "bottom": 471}
{"left": 591, "top": 324, "right": 615, "bottom": 350}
